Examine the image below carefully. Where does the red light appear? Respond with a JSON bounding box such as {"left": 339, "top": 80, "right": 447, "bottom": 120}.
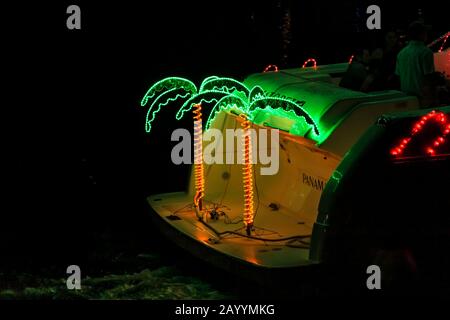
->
{"left": 439, "top": 34, "right": 449, "bottom": 52}
{"left": 302, "top": 58, "right": 317, "bottom": 69}
{"left": 348, "top": 54, "right": 354, "bottom": 64}
{"left": 390, "top": 110, "right": 450, "bottom": 158}
{"left": 263, "top": 64, "right": 279, "bottom": 73}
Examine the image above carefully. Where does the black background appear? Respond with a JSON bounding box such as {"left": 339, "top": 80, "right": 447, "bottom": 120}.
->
{"left": 3, "top": 0, "right": 448, "bottom": 272}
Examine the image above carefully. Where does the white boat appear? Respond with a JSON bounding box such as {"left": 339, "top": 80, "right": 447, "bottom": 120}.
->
{"left": 141, "top": 45, "right": 449, "bottom": 286}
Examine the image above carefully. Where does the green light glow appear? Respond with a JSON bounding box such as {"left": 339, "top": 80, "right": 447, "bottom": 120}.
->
{"left": 145, "top": 89, "right": 191, "bottom": 132}
{"left": 249, "top": 86, "right": 265, "bottom": 103}
{"left": 205, "top": 95, "right": 248, "bottom": 130}
{"left": 249, "top": 97, "right": 319, "bottom": 136}
{"left": 176, "top": 90, "right": 229, "bottom": 121}
{"left": 199, "top": 76, "right": 219, "bottom": 91}
{"left": 199, "top": 77, "right": 250, "bottom": 95}
{"left": 251, "top": 105, "right": 316, "bottom": 138}
{"left": 141, "top": 77, "right": 197, "bottom": 107}
{"left": 140, "top": 76, "right": 321, "bottom": 141}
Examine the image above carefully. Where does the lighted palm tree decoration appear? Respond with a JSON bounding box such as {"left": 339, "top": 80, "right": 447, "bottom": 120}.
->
{"left": 141, "top": 76, "right": 250, "bottom": 220}
{"left": 140, "top": 76, "right": 320, "bottom": 234}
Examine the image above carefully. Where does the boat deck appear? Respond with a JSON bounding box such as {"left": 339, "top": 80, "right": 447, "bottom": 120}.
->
{"left": 148, "top": 192, "right": 314, "bottom": 269}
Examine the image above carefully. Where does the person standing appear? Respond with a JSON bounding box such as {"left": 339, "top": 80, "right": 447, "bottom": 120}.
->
{"left": 395, "top": 21, "right": 435, "bottom": 106}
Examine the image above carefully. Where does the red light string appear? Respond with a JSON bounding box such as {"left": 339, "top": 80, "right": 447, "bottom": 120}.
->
{"left": 390, "top": 110, "right": 450, "bottom": 157}
{"left": 348, "top": 54, "right": 354, "bottom": 64}
{"left": 263, "top": 64, "right": 279, "bottom": 73}
{"left": 427, "top": 31, "right": 450, "bottom": 52}
{"left": 439, "top": 34, "right": 448, "bottom": 52}
{"left": 302, "top": 58, "right": 317, "bottom": 69}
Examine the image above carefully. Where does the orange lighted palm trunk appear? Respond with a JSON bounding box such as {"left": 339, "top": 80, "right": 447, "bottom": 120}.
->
{"left": 240, "top": 114, "right": 255, "bottom": 235}
{"left": 193, "top": 103, "right": 204, "bottom": 212}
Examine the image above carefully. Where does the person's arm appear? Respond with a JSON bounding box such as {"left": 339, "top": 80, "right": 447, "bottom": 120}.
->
{"left": 360, "top": 74, "right": 374, "bottom": 92}
{"left": 394, "top": 54, "right": 401, "bottom": 77}
{"left": 421, "top": 49, "right": 437, "bottom": 106}
{"left": 392, "top": 55, "right": 402, "bottom": 90}
{"left": 422, "top": 50, "right": 436, "bottom": 92}
{"left": 422, "top": 49, "right": 435, "bottom": 75}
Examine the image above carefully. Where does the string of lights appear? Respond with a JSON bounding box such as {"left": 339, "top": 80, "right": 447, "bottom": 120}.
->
{"left": 176, "top": 92, "right": 224, "bottom": 121}
{"left": 239, "top": 114, "right": 255, "bottom": 235}
{"left": 438, "top": 33, "right": 449, "bottom": 52}
{"left": 348, "top": 54, "right": 354, "bottom": 64}
{"left": 249, "top": 86, "right": 266, "bottom": 103}
{"left": 141, "top": 76, "right": 318, "bottom": 139}
{"left": 199, "top": 77, "right": 250, "bottom": 95}
{"left": 145, "top": 89, "right": 191, "bottom": 132}
{"left": 302, "top": 58, "right": 317, "bottom": 69}
{"left": 390, "top": 110, "right": 449, "bottom": 157}
{"left": 263, "top": 64, "right": 279, "bottom": 73}
{"left": 140, "top": 75, "right": 324, "bottom": 227}
{"left": 140, "top": 77, "right": 196, "bottom": 107}
{"left": 205, "top": 96, "right": 247, "bottom": 131}
{"left": 193, "top": 103, "right": 205, "bottom": 212}
{"left": 427, "top": 31, "right": 450, "bottom": 52}
{"left": 248, "top": 97, "right": 320, "bottom": 137}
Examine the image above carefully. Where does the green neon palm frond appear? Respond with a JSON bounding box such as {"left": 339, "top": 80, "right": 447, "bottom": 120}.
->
{"left": 249, "top": 86, "right": 266, "bottom": 103}
{"left": 199, "top": 76, "right": 219, "bottom": 92}
{"left": 175, "top": 90, "right": 229, "bottom": 121}
{"left": 140, "top": 77, "right": 197, "bottom": 107}
{"left": 145, "top": 88, "right": 191, "bottom": 133}
{"left": 140, "top": 76, "right": 321, "bottom": 139}
{"left": 199, "top": 77, "right": 250, "bottom": 96}
{"left": 205, "top": 95, "right": 249, "bottom": 130}
{"left": 249, "top": 97, "right": 320, "bottom": 137}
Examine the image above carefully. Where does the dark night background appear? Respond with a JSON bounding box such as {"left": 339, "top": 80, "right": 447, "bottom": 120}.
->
{"left": 2, "top": 0, "right": 448, "bottom": 297}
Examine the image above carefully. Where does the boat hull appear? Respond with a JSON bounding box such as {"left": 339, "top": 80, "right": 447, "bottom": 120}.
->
{"left": 147, "top": 192, "right": 320, "bottom": 287}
